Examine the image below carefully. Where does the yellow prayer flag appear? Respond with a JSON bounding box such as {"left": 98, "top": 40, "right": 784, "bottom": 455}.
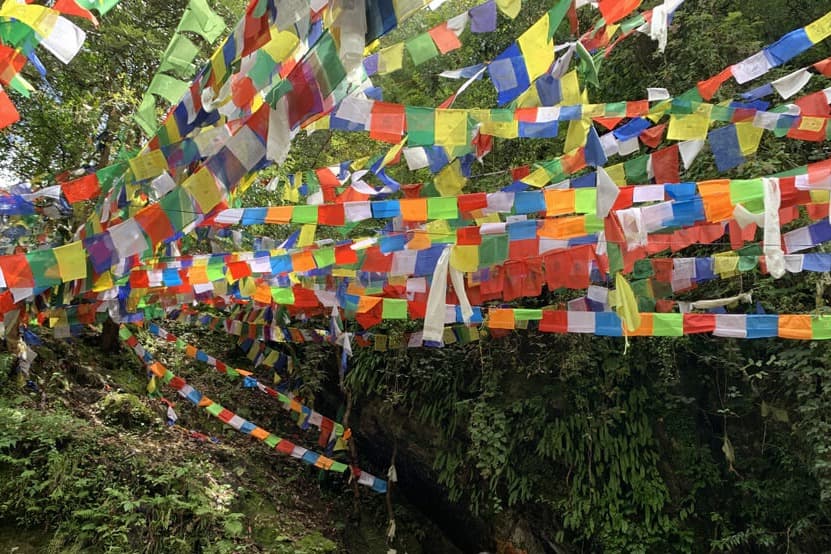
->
{"left": 583, "top": 104, "right": 606, "bottom": 118}
{"left": 434, "top": 159, "right": 467, "bottom": 197}
{"left": 805, "top": 11, "right": 831, "bottom": 43}
{"left": 262, "top": 29, "right": 300, "bottom": 62}
{"left": 93, "top": 271, "right": 114, "bottom": 292}
{"left": 209, "top": 40, "right": 228, "bottom": 89}
{"left": 298, "top": 224, "right": 316, "bottom": 247}
{"left": 450, "top": 245, "right": 479, "bottom": 272}
{"left": 238, "top": 276, "right": 255, "bottom": 298}
{"left": 129, "top": 149, "right": 168, "bottom": 181}
{"left": 564, "top": 119, "right": 590, "bottom": 152}
{"left": 0, "top": 2, "right": 57, "bottom": 38}
{"left": 735, "top": 122, "right": 763, "bottom": 156}
{"left": 666, "top": 105, "right": 712, "bottom": 141}
{"left": 605, "top": 163, "right": 627, "bottom": 186}
{"left": 183, "top": 168, "right": 223, "bottom": 213}
{"left": 53, "top": 241, "right": 86, "bottom": 282}
{"left": 473, "top": 212, "right": 501, "bottom": 225}
{"left": 479, "top": 120, "right": 518, "bottom": 138}
{"left": 425, "top": 219, "right": 453, "bottom": 239}
{"left": 560, "top": 70, "right": 581, "bottom": 105}
{"left": 521, "top": 166, "right": 552, "bottom": 188}
{"left": 434, "top": 109, "right": 469, "bottom": 146}
{"left": 496, "top": 0, "right": 521, "bottom": 19}
{"left": 713, "top": 252, "right": 739, "bottom": 278}
{"left": 515, "top": 86, "right": 541, "bottom": 108}
{"left": 799, "top": 116, "right": 826, "bottom": 132}
{"left": 378, "top": 42, "right": 405, "bottom": 74}
{"left": 615, "top": 272, "right": 641, "bottom": 332}
{"left": 517, "top": 13, "right": 554, "bottom": 81}
{"left": 810, "top": 190, "right": 830, "bottom": 203}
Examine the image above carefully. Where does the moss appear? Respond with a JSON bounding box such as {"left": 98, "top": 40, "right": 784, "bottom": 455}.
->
{"left": 294, "top": 531, "right": 338, "bottom": 553}
{"left": 97, "top": 392, "right": 157, "bottom": 429}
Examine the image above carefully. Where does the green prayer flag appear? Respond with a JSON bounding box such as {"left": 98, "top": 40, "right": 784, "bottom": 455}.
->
{"left": 75, "top": 0, "right": 121, "bottom": 15}
{"left": 619, "top": 13, "right": 646, "bottom": 33}
{"left": 204, "top": 402, "right": 223, "bottom": 416}
{"left": 547, "top": 0, "right": 572, "bottom": 39}
{"left": 623, "top": 155, "right": 649, "bottom": 184}
{"left": 147, "top": 73, "right": 189, "bottom": 104}
{"left": 575, "top": 41, "right": 600, "bottom": 87}
{"left": 584, "top": 213, "right": 604, "bottom": 233}
{"left": 406, "top": 106, "right": 435, "bottom": 146}
{"left": 249, "top": 50, "right": 278, "bottom": 89}
{"left": 382, "top": 298, "right": 408, "bottom": 320}
{"left": 479, "top": 235, "right": 508, "bottom": 267}
{"left": 313, "top": 248, "right": 336, "bottom": 269}
{"left": 271, "top": 288, "right": 295, "bottom": 305}
{"left": 133, "top": 95, "right": 158, "bottom": 136}
{"left": 178, "top": 0, "right": 226, "bottom": 43}
{"left": 291, "top": 205, "right": 318, "bottom": 224}
{"left": 264, "top": 435, "right": 279, "bottom": 448}
{"left": 427, "top": 197, "right": 459, "bottom": 220}
{"left": 633, "top": 260, "right": 654, "bottom": 279}
{"left": 330, "top": 461, "right": 348, "bottom": 473}
{"left": 159, "top": 34, "right": 200, "bottom": 77}
{"left": 406, "top": 32, "right": 439, "bottom": 66}
{"left": 264, "top": 78, "right": 294, "bottom": 107}
{"left": 574, "top": 188, "right": 596, "bottom": 214}
{"left": 812, "top": 317, "right": 831, "bottom": 340}
{"left": 652, "top": 314, "right": 684, "bottom": 336}
{"left": 514, "top": 309, "right": 543, "bottom": 321}
{"left": 159, "top": 187, "right": 197, "bottom": 230}
{"left": 310, "top": 33, "right": 346, "bottom": 97}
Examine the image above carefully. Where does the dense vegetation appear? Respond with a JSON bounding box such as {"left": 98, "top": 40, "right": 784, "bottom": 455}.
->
{"left": 3, "top": 0, "right": 831, "bottom": 552}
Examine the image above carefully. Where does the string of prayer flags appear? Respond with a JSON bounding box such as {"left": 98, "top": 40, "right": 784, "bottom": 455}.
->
{"left": 133, "top": 0, "right": 226, "bottom": 135}
{"left": 697, "top": 9, "right": 831, "bottom": 99}
{"left": 144, "top": 323, "right": 347, "bottom": 445}
{"left": 119, "top": 325, "right": 387, "bottom": 492}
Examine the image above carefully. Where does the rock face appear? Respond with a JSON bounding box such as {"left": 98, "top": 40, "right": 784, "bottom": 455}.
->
{"left": 354, "top": 398, "right": 492, "bottom": 553}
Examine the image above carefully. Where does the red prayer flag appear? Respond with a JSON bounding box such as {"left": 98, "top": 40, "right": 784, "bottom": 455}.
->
{"left": 369, "top": 102, "right": 406, "bottom": 144}
{"left": 53, "top": 0, "right": 98, "bottom": 24}
{"left": 61, "top": 173, "right": 101, "bottom": 203}
{"left": 639, "top": 123, "right": 667, "bottom": 148}
{"left": 651, "top": 144, "right": 680, "bottom": 184}
{"left": 0, "top": 88, "right": 19, "bottom": 129}
{"left": 814, "top": 57, "right": 831, "bottom": 77}
{"left": 428, "top": 23, "right": 462, "bottom": 54}
{"left": 598, "top": 0, "right": 642, "bottom": 24}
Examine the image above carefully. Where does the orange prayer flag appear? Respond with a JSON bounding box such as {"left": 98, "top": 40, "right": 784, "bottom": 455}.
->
{"left": 407, "top": 230, "right": 432, "bottom": 250}
{"left": 625, "top": 313, "right": 654, "bottom": 336}
{"left": 291, "top": 251, "right": 316, "bottom": 273}
{"left": 400, "top": 198, "right": 428, "bottom": 221}
{"left": 357, "top": 296, "right": 382, "bottom": 314}
{"left": 488, "top": 309, "right": 516, "bottom": 330}
{"left": 778, "top": 315, "right": 813, "bottom": 339}
{"left": 544, "top": 189, "right": 576, "bottom": 216}
{"left": 540, "top": 216, "right": 586, "bottom": 239}
{"left": 250, "top": 427, "right": 270, "bottom": 440}
{"left": 697, "top": 67, "right": 733, "bottom": 100}
{"left": 265, "top": 206, "right": 293, "bottom": 224}
{"left": 697, "top": 181, "right": 734, "bottom": 222}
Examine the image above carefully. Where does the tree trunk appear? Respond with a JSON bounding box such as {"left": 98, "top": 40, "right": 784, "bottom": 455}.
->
{"left": 100, "top": 317, "right": 120, "bottom": 353}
